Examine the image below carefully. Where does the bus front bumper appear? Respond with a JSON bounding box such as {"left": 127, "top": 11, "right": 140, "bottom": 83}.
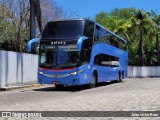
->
{"left": 38, "top": 72, "right": 91, "bottom": 86}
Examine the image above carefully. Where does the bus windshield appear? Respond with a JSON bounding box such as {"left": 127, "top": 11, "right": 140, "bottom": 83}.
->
{"left": 39, "top": 44, "right": 80, "bottom": 69}
{"left": 42, "top": 20, "right": 83, "bottom": 39}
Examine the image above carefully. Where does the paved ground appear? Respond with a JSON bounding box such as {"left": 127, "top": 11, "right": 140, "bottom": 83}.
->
{"left": 0, "top": 78, "right": 160, "bottom": 119}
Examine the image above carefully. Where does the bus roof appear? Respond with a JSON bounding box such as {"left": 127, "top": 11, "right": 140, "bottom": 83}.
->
{"left": 48, "top": 19, "right": 127, "bottom": 43}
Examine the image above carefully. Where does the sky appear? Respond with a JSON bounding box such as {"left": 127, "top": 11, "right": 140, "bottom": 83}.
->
{"left": 56, "top": 0, "right": 160, "bottom": 18}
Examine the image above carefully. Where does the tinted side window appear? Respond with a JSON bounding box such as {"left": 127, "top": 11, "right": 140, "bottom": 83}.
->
{"left": 101, "top": 29, "right": 107, "bottom": 42}
{"left": 94, "top": 54, "right": 119, "bottom": 66}
{"left": 80, "top": 39, "right": 92, "bottom": 64}
{"left": 105, "top": 32, "right": 127, "bottom": 51}
{"left": 94, "top": 54, "right": 110, "bottom": 66}
{"left": 94, "top": 54, "right": 101, "bottom": 66}
{"left": 84, "top": 21, "right": 95, "bottom": 39}
{"left": 105, "top": 31, "right": 111, "bottom": 44}
{"left": 94, "top": 25, "right": 100, "bottom": 42}
{"left": 110, "top": 56, "right": 119, "bottom": 61}
{"left": 94, "top": 25, "right": 108, "bottom": 43}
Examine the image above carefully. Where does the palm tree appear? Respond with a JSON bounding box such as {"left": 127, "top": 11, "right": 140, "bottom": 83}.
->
{"left": 110, "top": 18, "right": 131, "bottom": 41}
{"left": 149, "top": 10, "right": 160, "bottom": 65}
{"left": 132, "top": 10, "right": 156, "bottom": 66}
{"left": 95, "top": 12, "right": 132, "bottom": 41}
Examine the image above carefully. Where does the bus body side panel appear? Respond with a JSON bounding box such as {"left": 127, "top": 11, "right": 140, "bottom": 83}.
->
{"left": 90, "top": 43, "right": 127, "bottom": 82}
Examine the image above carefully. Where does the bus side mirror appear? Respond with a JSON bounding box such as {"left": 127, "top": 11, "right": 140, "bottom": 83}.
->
{"left": 27, "top": 38, "right": 40, "bottom": 54}
{"left": 101, "top": 61, "right": 119, "bottom": 67}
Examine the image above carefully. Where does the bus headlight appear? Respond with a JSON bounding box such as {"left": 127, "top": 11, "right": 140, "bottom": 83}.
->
{"left": 38, "top": 72, "right": 43, "bottom": 75}
{"left": 70, "top": 71, "right": 78, "bottom": 75}
{"left": 70, "top": 68, "right": 85, "bottom": 75}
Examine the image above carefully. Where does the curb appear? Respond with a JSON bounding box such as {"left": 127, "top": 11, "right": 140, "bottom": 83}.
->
{"left": 0, "top": 84, "right": 43, "bottom": 91}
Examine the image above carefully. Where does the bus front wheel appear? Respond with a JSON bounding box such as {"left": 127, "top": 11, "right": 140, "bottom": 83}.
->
{"left": 89, "top": 73, "right": 97, "bottom": 88}
{"left": 55, "top": 85, "right": 64, "bottom": 89}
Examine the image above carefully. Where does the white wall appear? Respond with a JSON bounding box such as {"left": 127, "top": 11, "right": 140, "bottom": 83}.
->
{"left": 0, "top": 50, "right": 38, "bottom": 88}
{"left": 128, "top": 66, "right": 160, "bottom": 78}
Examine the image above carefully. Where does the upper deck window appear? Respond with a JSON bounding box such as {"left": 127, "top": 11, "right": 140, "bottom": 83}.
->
{"left": 42, "top": 20, "right": 83, "bottom": 39}
{"left": 84, "top": 20, "right": 95, "bottom": 39}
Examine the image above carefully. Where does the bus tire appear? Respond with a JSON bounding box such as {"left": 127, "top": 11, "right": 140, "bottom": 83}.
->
{"left": 89, "top": 72, "right": 97, "bottom": 88}
{"left": 122, "top": 71, "right": 124, "bottom": 79}
{"left": 55, "top": 85, "right": 64, "bottom": 89}
{"left": 118, "top": 72, "right": 122, "bottom": 83}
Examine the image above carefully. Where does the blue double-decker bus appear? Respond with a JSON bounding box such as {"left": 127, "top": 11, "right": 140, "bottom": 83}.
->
{"left": 28, "top": 19, "right": 128, "bottom": 88}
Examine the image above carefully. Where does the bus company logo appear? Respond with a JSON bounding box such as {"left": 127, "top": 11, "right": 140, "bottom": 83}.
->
{"left": 2, "top": 112, "right": 12, "bottom": 117}
{"left": 51, "top": 41, "right": 66, "bottom": 45}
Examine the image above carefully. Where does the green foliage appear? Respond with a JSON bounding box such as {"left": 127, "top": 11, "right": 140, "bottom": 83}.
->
{"left": 0, "top": 1, "right": 30, "bottom": 52}
{"left": 94, "top": 12, "right": 110, "bottom": 28}
{"left": 0, "top": 0, "right": 77, "bottom": 52}
{"left": 95, "top": 8, "right": 159, "bottom": 66}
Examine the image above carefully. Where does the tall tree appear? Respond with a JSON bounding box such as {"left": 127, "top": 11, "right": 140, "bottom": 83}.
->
{"left": 149, "top": 10, "right": 160, "bottom": 65}
{"left": 110, "top": 8, "right": 137, "bottom": 20}
{"left": 108, "top": 18, "right": 131, "bottom": 41}
{"left": 132, "top": 10, "right": 156, "bottom": 66}
{"left": 95, "top": 11, "right": 131, "bottom": 41}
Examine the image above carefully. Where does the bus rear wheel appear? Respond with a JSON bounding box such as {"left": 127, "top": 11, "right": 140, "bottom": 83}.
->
{"left": 118, "top": 72, "right": 122, "bottom": 83}
{"left": 89, "top": 73, "right": 97, "bottom": 88}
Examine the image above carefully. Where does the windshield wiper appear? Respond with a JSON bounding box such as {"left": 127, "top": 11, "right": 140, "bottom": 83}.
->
{"left": 70, "top": 62, "right": 77, "bottom": 68}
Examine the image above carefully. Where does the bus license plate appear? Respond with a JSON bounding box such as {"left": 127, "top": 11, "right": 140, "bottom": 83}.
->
{"left": 53, "top": 81, "right": 60, "bottom": 85}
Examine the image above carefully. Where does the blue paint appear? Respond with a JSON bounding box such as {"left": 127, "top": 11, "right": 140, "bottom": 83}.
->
{"left": 27, "top": 38, "right": 40, "bottom": 52}
{"left": 77, "top": 36, "right": 88, "bottom": 51}
{"left": 37, "top": 42, "right": 128, "bottom": 85}
{"left": 28, "top": 19, "right": 128, "bottom": 86}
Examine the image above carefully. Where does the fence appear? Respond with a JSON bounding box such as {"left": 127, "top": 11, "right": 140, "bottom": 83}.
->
{"left": 0, "top": 50, "right": 38, "bottom": 88}
{"left": 0, "top": 50, "right": 160, "bottom": 88}
{"left": 128, "top": 66, "right": 160, "bottom": 78}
